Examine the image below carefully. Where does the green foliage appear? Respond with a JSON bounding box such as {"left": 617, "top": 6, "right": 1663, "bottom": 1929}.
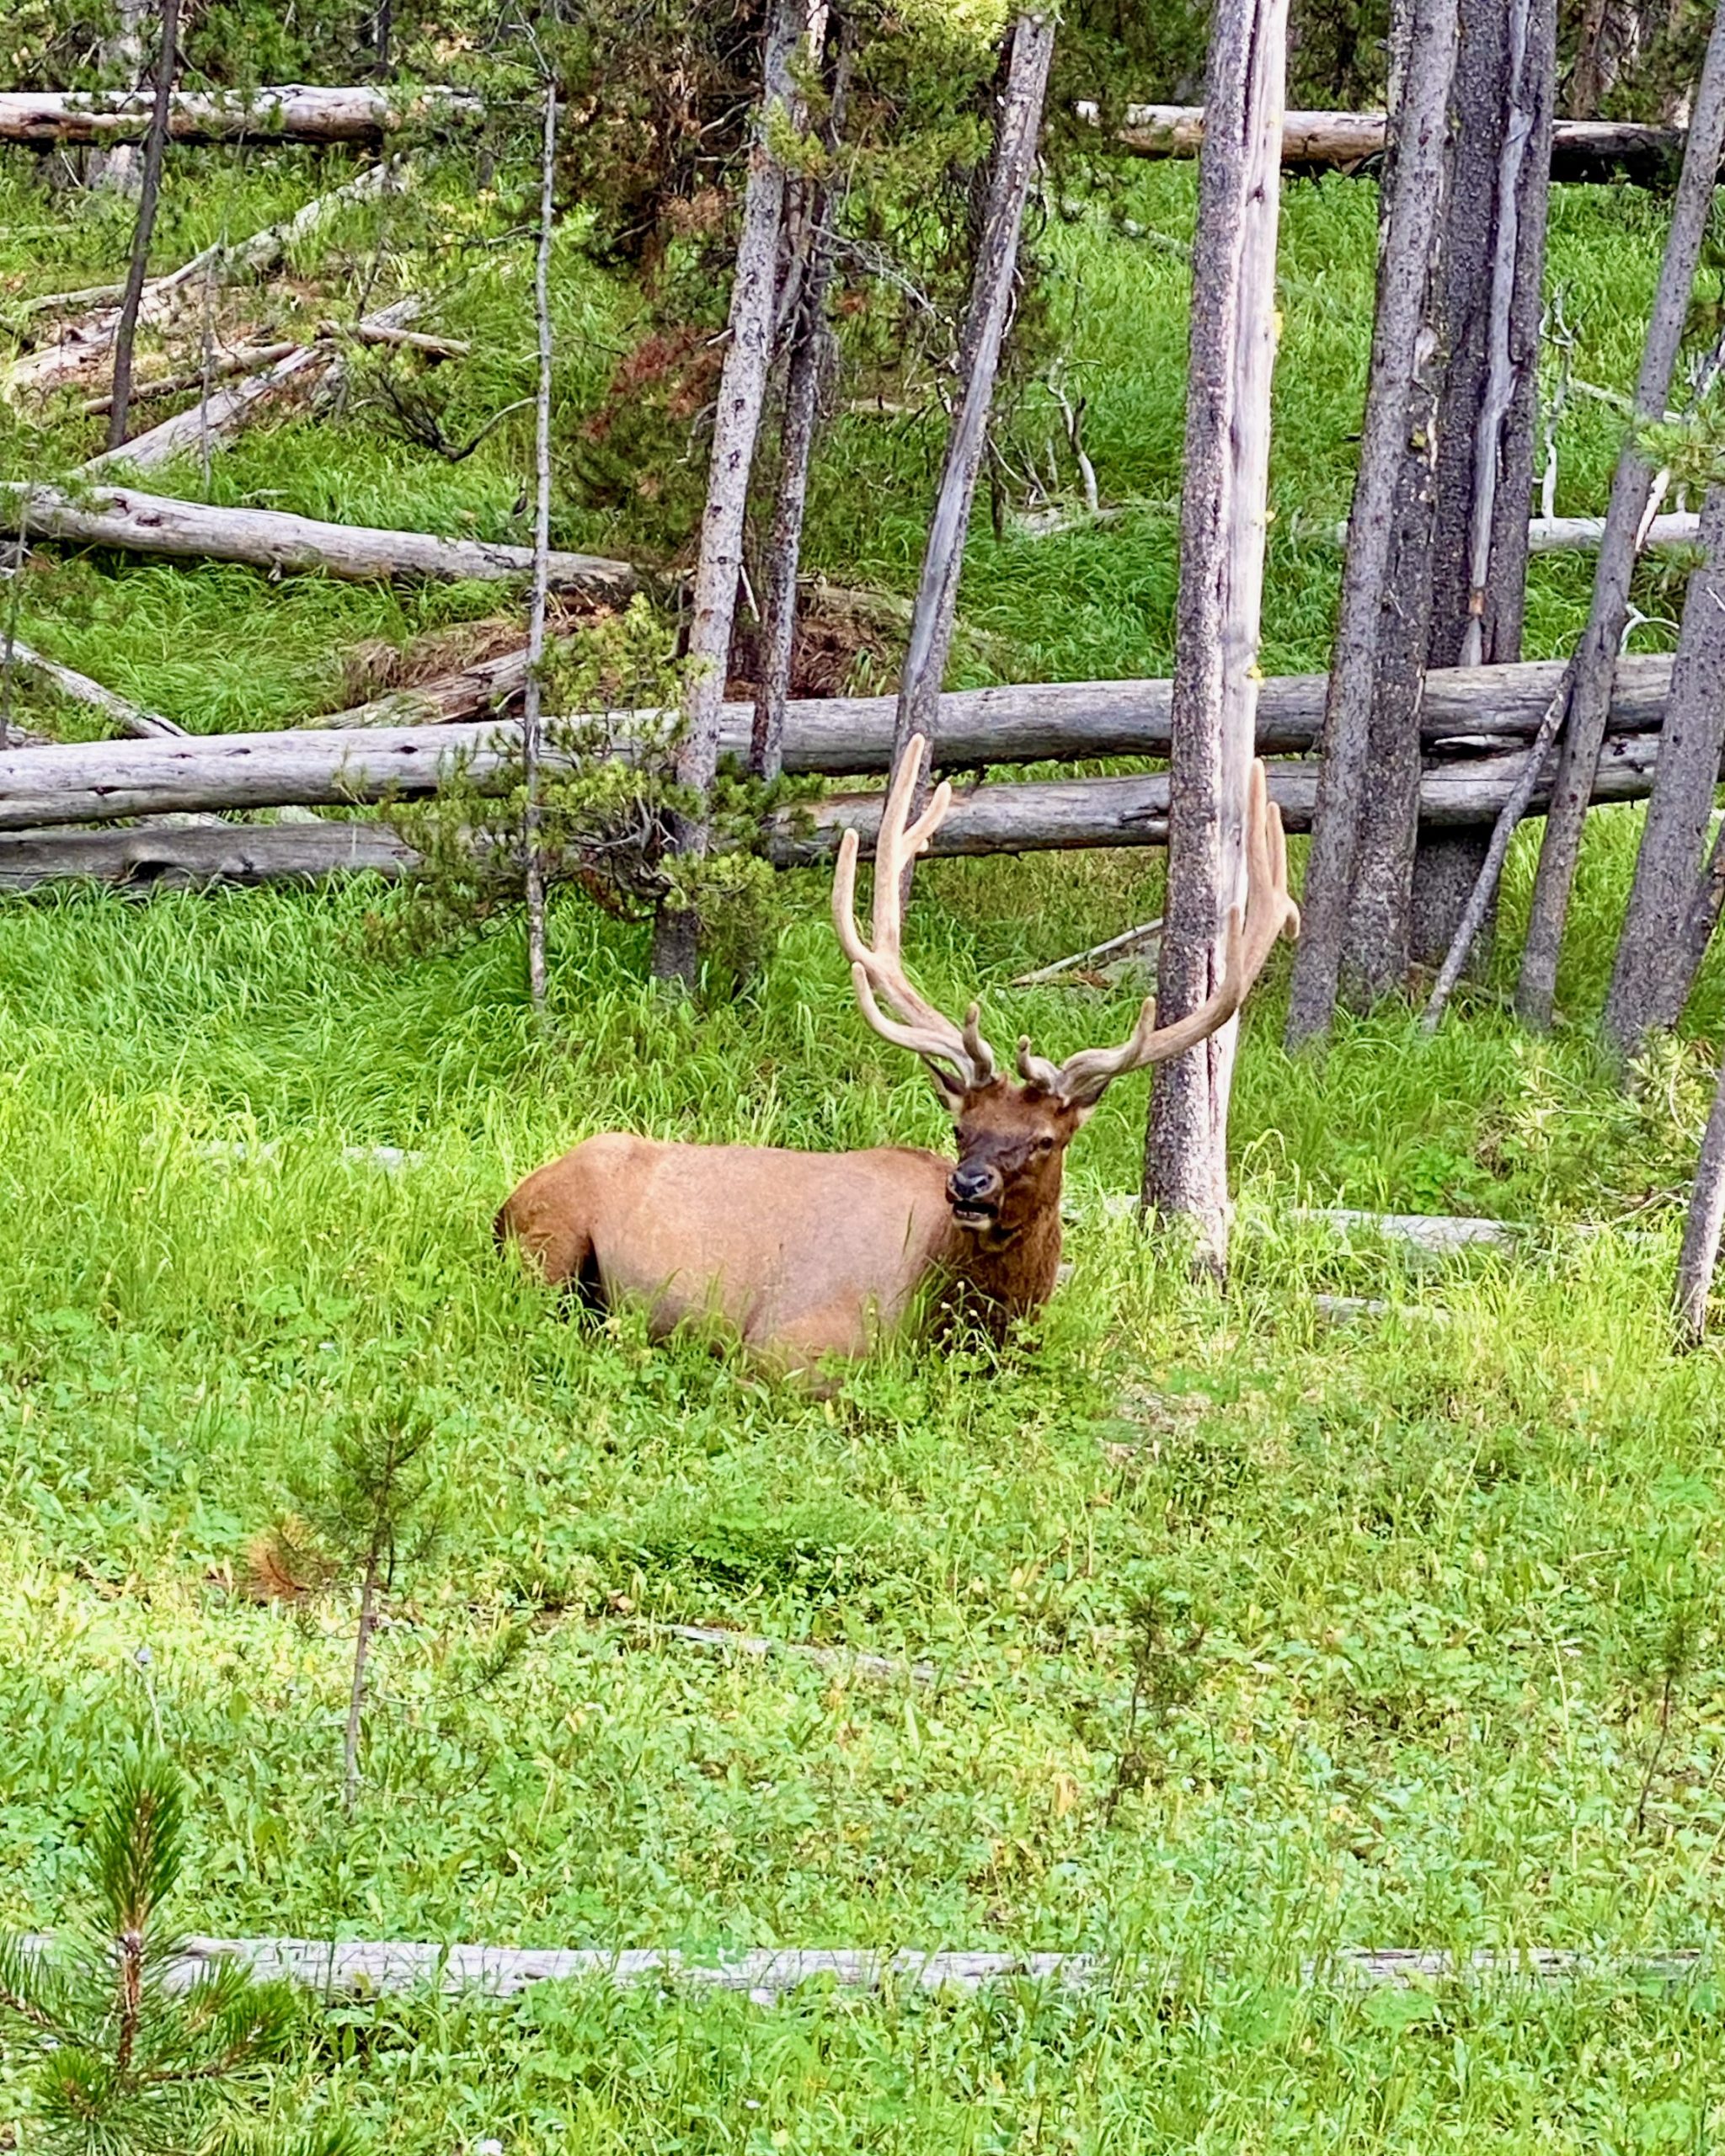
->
{"left": 0, "top": 1750, "right": 338, "bottom": 2156}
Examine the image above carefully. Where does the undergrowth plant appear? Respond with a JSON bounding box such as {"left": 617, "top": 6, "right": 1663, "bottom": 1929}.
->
{"left": 0, "top": 1747, "right": 346, "bottom": 2156}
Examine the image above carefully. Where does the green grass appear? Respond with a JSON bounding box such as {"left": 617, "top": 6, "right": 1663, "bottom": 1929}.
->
{"left": 4, "top": 141, "right": 1725, "bottom": 2151}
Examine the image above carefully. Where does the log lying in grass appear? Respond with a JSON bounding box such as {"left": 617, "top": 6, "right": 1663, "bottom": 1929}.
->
{"left": 1, "top": 638, "right": 184, "bottom": 739}
{"left": 0, "top": 85, "right": 481, "bottom": 147}
{"left": 10, "top": 1933, "right": 1698, "bottom": 2003}
{"left": 1527, "top": 511, "right": 1701, "bottom": 554}
{"left": 0, "top": 675, "right": 1677, "bottom": 835}
{"left": 77, "top": 341, "right": 301, "bottom": 414}
{"left": 3, "top": 483, "right": 638, "bottom": 596}
{"left": 0, "top": 730, "right": 1685, "bottom": 888}
{"left": 1092, "top": 103, "right": 1692, "bottom": 184}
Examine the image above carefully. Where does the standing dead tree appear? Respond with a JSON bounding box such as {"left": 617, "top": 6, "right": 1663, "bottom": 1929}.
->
{"left": 106, "top": 0, "right": 181, "bottom": 452}
{"left": 889, "top": 11, "right": 1058, "bottom": 808}
{"left": 521, "top": 86, "right": 558, "bottom": 1010}
{"left": 1141, "top": 0, "right": 1289, "bottom": 1269}
{"left": 1602, "top": 489, "right": 1725, "bottom": 1057}
{"left": 88, "top": 0, "right": 150, "bottom": 193}
{"left": 751, "top": 11, "right": 851, "bottom": 784}
{"left": 1675, "top": 1048, "right": 1725, "bottom": 1348}
{"left": 1411, "top": 0, "right": 1557, "bottom": 976}
{"left": 1513, "top": 3, "right": 1725, "bottom": 1027}
{"left": 652, "top": 0, "right": 809, "bottom": 985}
{"left": 1284, "top": 0, "right": 1459, "bottom": 1046}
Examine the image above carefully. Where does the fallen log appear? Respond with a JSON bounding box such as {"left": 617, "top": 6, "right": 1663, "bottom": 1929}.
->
{"left": 3, "top": 483, "right": 638, "bottom": 597}
{"left": 1091, "top": 103, "right": 1691, "bottom": 184}
{"left": 0, "top": 638, "right": 184, "bottom": 739}
{"left": 1527, "top": 511, "right": 1701, "bottom": 554}
{"left": 84, "top": 297, "right": 425, "bottom": 475}
{"left": 0, "top": 85, "right": 481, "bottom": 147}
{"left": 77, "top": 341, "right": 301, "bottom": 414}
{"left": 0, "top": 731, "right": 1680, "bottom": 887}
{"left": 0, "top": 659, "right": 1674, "bottom": 831}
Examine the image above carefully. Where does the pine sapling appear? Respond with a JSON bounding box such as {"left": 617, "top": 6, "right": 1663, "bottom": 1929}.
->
{"left": 0, "top": 1747, "right": 344, "bottom": 2155}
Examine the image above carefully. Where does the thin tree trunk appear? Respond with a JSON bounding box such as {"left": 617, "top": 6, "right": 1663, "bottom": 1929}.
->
{"left": 1142, "top": 0, "right": 1288, "bottom": 1270}
{"left": 522, "top": 87, "right": 558, "bottom": 1011}
{"left": 1515, "top": 3, "right": 1725, "bottom": 1027}
{"left": 1411, "top": 0, "right": 1557, "bottom": 975}
{"left": 1675, "top": 1051, "right": 1725, "bottom": 1348}
{"left": 342, "top": 1562, "right": 380, "bottom": 1815}
{"left": 105, "top": 0, "right": 180, "bottom": 454}
{"left": 0, "top": 506, "right": 25, "bottom": 756}
{"left": 1602, "top": 485, "right": 1725, "bottom": 1056}
{"left": 889, "top": 11, "right": 1056, "bottom": 815}
{"left": 1284, "top": 0, "right": 1458, "bottom": 1047}
{"left": 652, "top": 0, "right": 806, "bottom": 985}
{"left": 88, "top": 0, "right": 150, "bottom": 194}
{"left": 751, "top": 19, "right": 849, "bottom": 784}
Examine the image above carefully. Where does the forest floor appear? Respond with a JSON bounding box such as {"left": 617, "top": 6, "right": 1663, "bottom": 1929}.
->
{"left": 2, "top": 145, "right": 1724, "bottom": 2150}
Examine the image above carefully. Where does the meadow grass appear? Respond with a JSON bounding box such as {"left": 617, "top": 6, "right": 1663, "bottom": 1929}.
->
{"left": 3, "top": 143, "right": 1725, "bottom": 2150}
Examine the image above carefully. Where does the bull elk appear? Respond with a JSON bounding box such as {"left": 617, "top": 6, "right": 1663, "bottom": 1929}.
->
{"left": 497, "top": 739, "right": 1298, "bottom": 1374}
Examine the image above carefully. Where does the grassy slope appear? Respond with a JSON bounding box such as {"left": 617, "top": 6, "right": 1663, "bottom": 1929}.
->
{"left": 2, "top": 149, "right": 1725, "bottom": 2149}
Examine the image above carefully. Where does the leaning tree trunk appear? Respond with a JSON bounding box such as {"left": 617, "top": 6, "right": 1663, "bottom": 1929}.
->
{"left": 1515, "top": 2, "right": 1725, "bottom": 1028}
{"left": 652, "top": 0, "right": 807, "bottom": 985}
{"left": 1411, "top": 0, "right": 1557, "bottom": 975}
{"left": 1602, "top": 485, "right": 1725, "bottom": 1057}
{"left": 889, "top": 10, "right": 1056, "bottom": 815}
{"left": 1142, "top": 0, "right": 1288, "bottom": 1271}
{"left": 1284, "top": 0, "right": 1458, "bottom": 1047}
{"left": 1675, "top": 1045, "right": 1725, "bottom": 1348}
{"left": 106, "top": 0, "right": 180, "bottom": 453}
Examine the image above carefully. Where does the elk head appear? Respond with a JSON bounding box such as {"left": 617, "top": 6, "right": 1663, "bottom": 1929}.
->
{"left": 833, "top": 739, "right": 1300, "bottom": 1255}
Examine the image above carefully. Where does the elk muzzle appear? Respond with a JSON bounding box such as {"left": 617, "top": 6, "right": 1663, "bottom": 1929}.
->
{"left": 946, "top": 1159, "right": 1004, "bottom": 1230}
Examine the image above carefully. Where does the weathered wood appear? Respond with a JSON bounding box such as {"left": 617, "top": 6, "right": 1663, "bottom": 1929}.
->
{"left": 0, "top": 636, "right": 184, "bottom": 739}
{"left": 1676, "top": 1052, "right": 1725, "bottom": 1348}
{"left": 77, "top": 341, "right": 300, "bottom": 414}
{"left": 1142, "top": 0, "right": 1287, "bottom": 1269}
{"left": 1286, "top": 0, "right": 1457, "bottom": 1045}
{"left": 105, "top": 0, "right": 179, "bottom": 450}
{"left": 522, "top": 85, "right": 558, "bottom": 1009}
{"left": 12, "top": 1933, "right": 1702, "bottom": 2004}
{"left": 1525, "top": 511, "right": 1700, "bottom": 552}
{"left": 1605, "top": 488, "right": 1725, "bottom": 1056}
{"left": 0, "top": 665, "right": 1685, "bottom": 832}
{"left": 1094, "top": 101, "right": 1691, "bottom": 183}
{"left": 1516, "top": 3, "right": 1725, "bottom": 1027}
{"left": 0, "top": 85, "right": 480, "bottom": 147}
{"left": 3, "top": 483, "right": 637, "bottom": 596}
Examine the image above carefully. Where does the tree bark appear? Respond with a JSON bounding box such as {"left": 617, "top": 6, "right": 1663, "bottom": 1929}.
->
{"left": 105, "top": 0, "right": 180, "bottom": 453}
{"left": 1411, "top": 0, "right": 1557, "bottom": 976}
{"left": 751, "top": 17, "right": 849, "bottom": 784}
{"left": 653, "top": 0, "right": 808, "bottom": 985}
{"left": 1284, "top": 0, "right": 1458, "bottom": 1047}
{"left": 0, "top": 637, "right": 184, "bottom": 739}
{"left": 1516, "top": 2, "right": 1725, "bottom": 1027}
{"left": 88, "top": 0, "right": 150, "bottom": 193}
{"left": 0, "top": 86, "right": 479, "bottom": 146}
{"left": 889, "top": 13, "right": 1057, "bottom": 791}
{"left": 1675, "top": 1050, "right": 1725, "bottom": 1348}
{"left": 3, "top": 483, "right": 636, "bottom": 595}
{"left": 522, "top": 87, "right": 558, "bottom": 1010}
{"left": 1602, "top": 486, "right": 1725, "bottom": 1057}
{"left": 1142, "top": 0, "right": 1287, "bottom": 1271}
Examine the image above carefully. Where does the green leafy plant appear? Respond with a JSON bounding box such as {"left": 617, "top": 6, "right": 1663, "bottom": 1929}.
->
{"left": 0, "top": 1748, "right": 346, "bottom": 2156}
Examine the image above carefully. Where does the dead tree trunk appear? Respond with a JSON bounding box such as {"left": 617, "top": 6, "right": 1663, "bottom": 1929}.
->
{"left": 652, "top": 0, "right": 806, "bottom": 985}
{"left": 1602, "top": 486, "right": 1725, "bottom": 1057}
{"left": 106, "top": 0, "right": 180, "bottom": 453}
{"left": 1141, "top": 0, "right": 1287, "bottom": 1270}
{"left": 1515, "top": 3, "right": 1725, "bottom": 1027}
{"left": 1284, "top": 0, "right": 1458, "bottom": 1047}
{"left": 88, "top": 0, "right": 150, "bottom": 193}
{"left": 522, "top": 87, "right": 558, "bottom": 1011}
{"left": 1675, "top": 1049, "right": 1725, "bottom": 1348}
{"left": 751, "top": 16, "right": 849, "bottom": 784}
{"left": 889, "top": 12, "right": 1056, "bottom": 803}
{"left": 1411, "top": 0, "right": 1557, "bottom": 974}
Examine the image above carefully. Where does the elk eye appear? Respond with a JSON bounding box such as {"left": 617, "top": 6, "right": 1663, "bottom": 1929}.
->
{"left": 1036, "top": 1135, "right": 1055, "bottom": 1155}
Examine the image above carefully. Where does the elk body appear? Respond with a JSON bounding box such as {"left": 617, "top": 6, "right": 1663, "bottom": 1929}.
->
{"left": 496, "top": 742, "right": 1298, "bottom": 1375}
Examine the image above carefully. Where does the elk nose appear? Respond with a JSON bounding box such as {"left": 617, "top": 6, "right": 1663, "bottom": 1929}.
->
{"left": 948, "top": 1162, "right": 1001, "bottom": 1205}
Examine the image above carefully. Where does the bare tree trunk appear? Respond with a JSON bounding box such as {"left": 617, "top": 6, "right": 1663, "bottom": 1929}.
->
{"left": 751, "top": 19, "right": 849, "bottom": 784}
{"left": 1602, "top": 486, "right": 1725, "bottom": 1056}
{"left": 342, "top": 1562, "right": 380, "bottom": 1816}
{"left": 652, "top": 0, "right": 806, "bottom": 985}
{"left": 106, "top": 0, "right": 180, "bottom": 453}
{"left": 1411, "top": 0, "right": 1556, "bottom": 975}
{"left": 1675, "top": 1050, "right": 1725, "bottom": 1348}
{"left": 1142, "top": 0, "right": 1287, "bottom": 1270}
{"left": 521, "top": 87, "right": 558, "bottom": 1011}
{"left": 1284, "top": 0, "right": 1458, "bottom": 1048}
{"left": 889, "top": 13, "right": 1056, "bottom": 801}
{"left": 1516, "top": 3, "right": 1725, "bottom": 1027}
{"left": 88, "top": 0, "right": 150, "bottom": 194}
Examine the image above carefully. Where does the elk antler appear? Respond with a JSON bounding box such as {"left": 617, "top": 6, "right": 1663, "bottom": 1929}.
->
{"left": 833, "top": 734, "right": 999, "bottom": 1097}
{"left": 1016, "top": 760, "right": 1300, "bottom": 1108}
